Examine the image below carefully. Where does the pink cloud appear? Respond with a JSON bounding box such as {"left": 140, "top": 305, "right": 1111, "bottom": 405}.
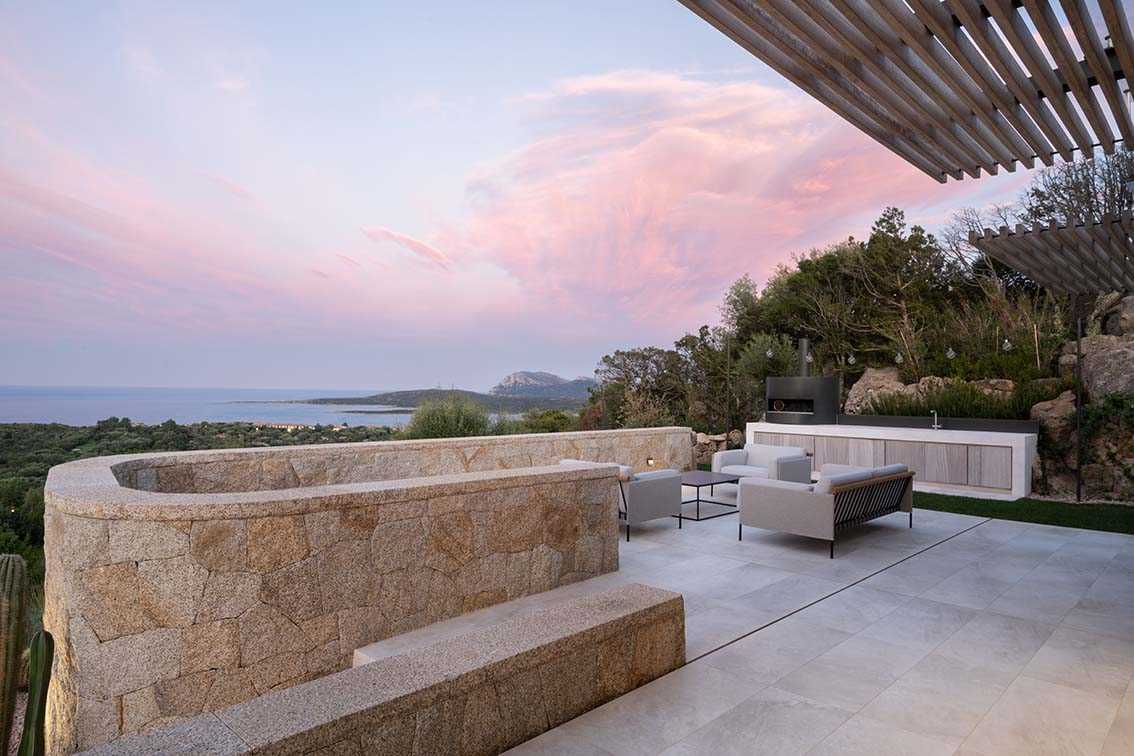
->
{"left": 335, "top": 254, "right": 361, "bottom": 267}
{"left": 360, "top": 225, "right": 452, "bottom": 271}
{"left": 201, "top": 173, "right": 256, "bottom": 203}
{"left": 432, "top": 71, "right": 961, "bottom": 336}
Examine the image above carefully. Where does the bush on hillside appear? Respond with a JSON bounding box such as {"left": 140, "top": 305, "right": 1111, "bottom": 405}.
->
{"left": 403, "top": 395, "right": 490, "bottom": 438}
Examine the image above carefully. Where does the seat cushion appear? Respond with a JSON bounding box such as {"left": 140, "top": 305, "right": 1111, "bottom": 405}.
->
{"left": 720, "top": 464, "right": 768, "bottom": 478}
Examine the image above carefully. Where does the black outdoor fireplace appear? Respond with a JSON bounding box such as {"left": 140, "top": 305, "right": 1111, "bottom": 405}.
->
{"left": 765, "top": 338, "right": 838, "bottom": 425}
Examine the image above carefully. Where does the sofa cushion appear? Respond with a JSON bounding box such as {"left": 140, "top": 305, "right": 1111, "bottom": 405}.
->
{"left": 745, "top": 444, "right": 806, "bottom": 468}
{"left": 814, "top": 467, "right": 874, "bottom": 494}
{"left": 739, "top": 477, "right": 814, "bottom": 493}
{"left": 720, "top": 464, "right": 768, "bottom": 478}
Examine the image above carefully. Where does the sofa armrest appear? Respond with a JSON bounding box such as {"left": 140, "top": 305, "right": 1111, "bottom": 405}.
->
{"left": 711, "top": 448, "right": 746, "bottom": 472}
{"left": 770, "top": 455, "right": 813, "bottom": 484}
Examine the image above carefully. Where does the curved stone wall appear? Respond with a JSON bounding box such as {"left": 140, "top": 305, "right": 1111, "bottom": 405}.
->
{"left": 43, "top": 428, "right": 691, "bottom": 752}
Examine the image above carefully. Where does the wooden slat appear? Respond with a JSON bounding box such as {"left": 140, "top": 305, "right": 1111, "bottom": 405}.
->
{"left": 909, "top": 0, "right": 1057, "bottom": 164}
{"left": 1059, "top": 0, "right": 1134, "bottom": 147}
{"left": 679, "top": 0, "right": 1134, "bottom": 179}
{"left": 756, "top": 0, "right": 978, "bottom": 177}
{"left": 1024, "top": 0, "right": 1116, "bottom": 152}
{"left": 677, "top": 0, "right": 951, "bottom": 181}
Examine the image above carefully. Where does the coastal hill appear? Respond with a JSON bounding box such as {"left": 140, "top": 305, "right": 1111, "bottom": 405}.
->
{"left": 490, "top": 371, "right": 596, "bottom": 400}
{"left": 305, "top": 372, "right": 596, "bottom": 412}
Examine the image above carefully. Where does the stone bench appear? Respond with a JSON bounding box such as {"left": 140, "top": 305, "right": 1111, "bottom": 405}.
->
{"left": 79, "top": 582, "right": 685, "bottom": 755}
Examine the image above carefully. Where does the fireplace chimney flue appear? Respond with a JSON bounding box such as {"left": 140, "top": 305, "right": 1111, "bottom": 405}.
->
{"left": 798, "top": 338, "right": 810, "bottom": 377}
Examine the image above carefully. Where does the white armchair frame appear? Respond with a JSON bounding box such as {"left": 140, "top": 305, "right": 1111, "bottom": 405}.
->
{"left": 711, "top": 443, "right": 812, "bottom": 483}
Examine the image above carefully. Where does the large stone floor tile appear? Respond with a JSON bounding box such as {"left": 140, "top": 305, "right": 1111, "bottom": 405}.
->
{"left": 1023, "top": 625, "right": 1134, "bottom": 700}
{"left": 506, "top": 727, "right": 615, "bottom": 755}
{"left": 699, "top": 615, "right": 852, "bottom": 687}
{"left": 919, "top": 564, "right": 1017, "bottom": 610}
{"left": 662, "top": 562, "right": 794, "bottom": 604}
{"left": 556, "top": 661, "right": 765, "bottom": 756}
{"left": 857, "top": 597, "right": 977, "bottom": 652}
{"left": 857, "top": 653, "right": 1005, "bottom": 740}
{"left": 775, "top": 636, "right": 926, "bottom": 711}
{"left": 790, "top": 584, "right": 909, "bottom": 634}
{"left": 658, "top": 687, "right": 850, "bottom": 756}
{"left": 933, "top": 610, "right": 1055, "bottom": 688}
{"left": 987, "top": 578, "right": 1085, "bottom": 624}
{"left": 724, "top": 574, "right": 843, "bottom": 617}
{"left": 809, "top": 713, "right": 962, "bottom": 756}
{"left": 962, "top": 675, "right": 1119, "bottom": 755}
{"left": 1101, "top": 678, "right": 1134, "bottom": 756}
{"left": 858, "top": 552, "right": 968, "bottom": 597}
{"left": 682, "top": 603, "right": 778, "bottom": 659}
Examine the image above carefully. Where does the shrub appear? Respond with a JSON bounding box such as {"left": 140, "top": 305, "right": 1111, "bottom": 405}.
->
{"left": 864, "top": 380, "right": 1067, "bottom": 420}
{"left": 402, "top": 395, "right": 490, "bottom": 439}
{"left": 518, "top": 409, "right": 578, "bottom": 434}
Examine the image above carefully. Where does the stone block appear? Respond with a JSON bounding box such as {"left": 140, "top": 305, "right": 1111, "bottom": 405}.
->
{"left": 304, "top": 510, "right": 344, "bottom": 551}
{"left": 196, "top": 571, "right": 260, "bottom": 623}
{"left": 57, "top": 514, "right": 110, "bottom": 571}
{"left": 182, "top": 619, "right": 240, "bottom": 674}
{"left": 238, "top": 603, "right": 310, "bottom": 666}
{"left": 138, "top": 555, "right": 208, "bottom": 627}
{"left": 319, "top": 539, "right": 376, "bottom": 612}
{"left": 251, "top": 651, "right": 307, "bottom": 694}
{"left": 77, "top": 562, "right": 155, "bottom": 641}
{"left": 154, "top": 670, "right": 215, "bottom": 718}
{"left": 336, "top": 605, "right": 387, "bottom": 656}
{"left": 121, "top": 686, "right": 160, "bottom": 735}
{"left": 540, "top": 646, "right": 599, "bottom": 727}
{"left": 109, "top": 520, "right": 189, "bottom": 563}
{"left": 495, "top": 666, "right": 548, "bottom": 745}
{"left": 190, "top": 520, "right": 247, "bottom": 572}
{"left": 247, "top": 515, "right": 308, "bottom": 572}
{"left": 424, "top": 512, "right": 475, "bottom": 573}
{"left": 205, "top": 667, "right": 258, "bottom": 711}
{"left": 260, "top": 556, "right": 323, "bottom": 623}
{"left": 79, "top": 624, "right": 182, "bottom": 698}
{"left": 370, "top": 517, "right": 425, "bottom": 574}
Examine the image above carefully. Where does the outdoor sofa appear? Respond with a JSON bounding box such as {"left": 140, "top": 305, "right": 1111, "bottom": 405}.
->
{"left": 711, "top": 443, "right": 812, "bottom": 483}
{"left": 559, "top": 459, "right": 682, "bottom": 540}
{"left": 737, "top": 462, "right": 914, "bottom": 557}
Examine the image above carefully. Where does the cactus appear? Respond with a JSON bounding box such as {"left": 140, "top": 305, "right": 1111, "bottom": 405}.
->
{"left": 17, "top": 630, "right": 52, "bottom": 756}
{"left": 0, "top": 555, "right": 28, "bottom": 754}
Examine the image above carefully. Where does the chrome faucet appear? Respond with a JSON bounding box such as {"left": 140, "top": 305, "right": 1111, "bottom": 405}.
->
{"left": 931, "top": 410, "right": 942, "bottom": 430}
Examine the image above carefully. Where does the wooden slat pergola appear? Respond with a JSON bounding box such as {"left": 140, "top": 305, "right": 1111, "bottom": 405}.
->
{"left": 678, "top": 0, "right": 1134, "bottom": 182}
{"left": 970, "top": 212, "right": 1134, "bottom": 292}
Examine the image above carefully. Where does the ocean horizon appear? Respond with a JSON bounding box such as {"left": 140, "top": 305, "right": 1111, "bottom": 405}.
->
{"left": 0, "top": 385, "right": 414, "bottom": 427}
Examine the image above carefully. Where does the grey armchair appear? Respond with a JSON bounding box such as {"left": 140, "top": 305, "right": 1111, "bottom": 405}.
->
{"left": 711, "top": 443, "right": 812, "bottom": 483}
{"left": 559, "top": 459, "right": 682, "bottom": 541}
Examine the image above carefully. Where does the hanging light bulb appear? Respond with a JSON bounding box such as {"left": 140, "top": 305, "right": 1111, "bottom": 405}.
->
{"left": 895, "top": 352, "right": 904, "bottom": 364}
{"left": 847, "top": 354, "right": 857, "bottom": 366}
{"left": 805, "top": 352, "right": 814, "bottom": 364}
{"left": 946, "top": 347, "right": 956, "bottom": 360}
{"left": 1002, "top": 338, "right": 1012, "bottom": 351}
{"left": 765, "top": 348, "right": 774, "bottom": 359}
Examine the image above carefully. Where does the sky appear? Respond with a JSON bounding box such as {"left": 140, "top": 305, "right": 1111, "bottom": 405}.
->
{"left": 1, "top": 1, "right": 1035, "bottom": 392}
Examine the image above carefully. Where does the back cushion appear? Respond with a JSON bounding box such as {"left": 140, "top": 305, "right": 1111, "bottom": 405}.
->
{"left": 814, "top": 467, "right": 874, "bottom": 494}
{"left": 745, "top": 444, "right": 805, "bottom": 468}
{"left": 874, "top": 463, "right": 909, "bottom": 477}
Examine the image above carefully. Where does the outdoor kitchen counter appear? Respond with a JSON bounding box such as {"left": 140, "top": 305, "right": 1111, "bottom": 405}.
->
{"left": 747, "top": 421, "right": 1036, "bottom": 501}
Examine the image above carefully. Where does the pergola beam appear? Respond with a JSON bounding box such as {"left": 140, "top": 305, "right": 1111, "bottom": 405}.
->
{"left": 679, "top": 0, "right": 1134, "bottom": 180}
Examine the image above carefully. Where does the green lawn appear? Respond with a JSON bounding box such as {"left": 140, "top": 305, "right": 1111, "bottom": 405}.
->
{"left": 914, "top": 492, "right": 1134, "bottom": 535}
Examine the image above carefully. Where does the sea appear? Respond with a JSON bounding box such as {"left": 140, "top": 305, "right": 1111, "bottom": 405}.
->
{"left": 0, "top": 386, "right": 414, "bottom": 428}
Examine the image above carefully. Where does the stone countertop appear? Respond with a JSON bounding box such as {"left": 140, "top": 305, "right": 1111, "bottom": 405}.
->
{"left": 748, "top": 421, "right": 1036, "bottom": 446}
{"left": 46, "top": 458, "right": 621, "bottom": 522}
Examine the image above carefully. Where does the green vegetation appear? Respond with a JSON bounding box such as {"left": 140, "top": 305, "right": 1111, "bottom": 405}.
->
{"left": 18, "top": 629, "right": 52, "bottom": 756}
{"left": 1, "top": 555, "right": 27, "bottom": 750}
{"left": 402, "top": 395, "right": 491, "bottom": 438}
{"left": 914, "top": 491, "right": 1134, "bottom": 535}
{"left": 864, "top": 380, "right": 1069, "bottom": 420}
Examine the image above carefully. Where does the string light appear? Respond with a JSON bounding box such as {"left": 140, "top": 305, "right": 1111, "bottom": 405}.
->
{"left": 946, "top": 347, "right": 956, "bottom": 360}
{"left": 895, "top": 352, "right": 904, "bottom": 364}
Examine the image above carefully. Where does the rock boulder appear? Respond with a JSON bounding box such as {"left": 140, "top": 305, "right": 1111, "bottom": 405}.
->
{"left": 1029, "top": 390, "right": 1076, "bottom": 439}
{"left": 844, "top": 367, "right": 909, "bottom": 414}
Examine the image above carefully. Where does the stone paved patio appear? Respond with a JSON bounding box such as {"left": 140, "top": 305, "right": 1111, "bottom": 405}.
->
{"left": 508, "top": 492, "right": 1134, "bottom": 755}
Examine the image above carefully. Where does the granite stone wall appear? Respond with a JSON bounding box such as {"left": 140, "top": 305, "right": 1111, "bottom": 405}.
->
{"left": 79, "top": 584, "right": 686, "bottom": 756}
{"left": 44, "top": 428, "right": 690, "bottom": 753}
